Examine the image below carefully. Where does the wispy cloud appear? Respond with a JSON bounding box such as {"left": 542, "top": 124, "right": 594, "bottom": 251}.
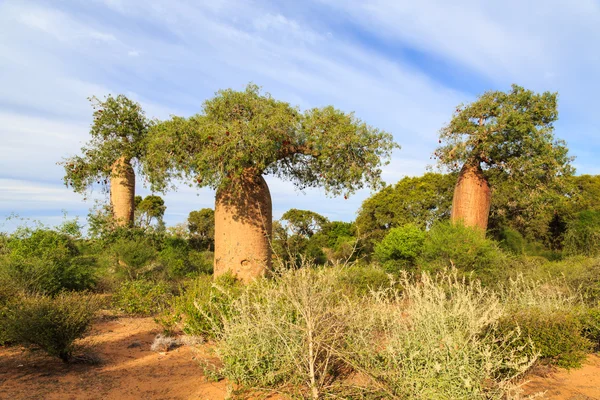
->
{"left": 0, "top": 0, "right": 598, "bottom": 231}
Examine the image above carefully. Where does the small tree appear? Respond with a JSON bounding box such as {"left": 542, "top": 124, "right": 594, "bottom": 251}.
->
{"left": 145, "top": 84, "right": 397, "bottom": 282}
{"left": 188, "top": 209, "right": 215, "bottom": 251}
{"left": 135, "top": 195, "right": 166, "bottom": 229}
{"left": 435, "top": 85, "right": 573, "bottom": 231}
{"left": 60, "top": 95, "right": 150, "bottom": 227}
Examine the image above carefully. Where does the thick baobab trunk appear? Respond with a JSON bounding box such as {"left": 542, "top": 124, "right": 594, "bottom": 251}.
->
{"left": 110, "top": 157, "right": 135, "bottom": 227}
{"left": 214, "top": 174, "right": 272, "bottom": 283}
{"left": 451, "top": 163, "right": 491, "bottom": 231}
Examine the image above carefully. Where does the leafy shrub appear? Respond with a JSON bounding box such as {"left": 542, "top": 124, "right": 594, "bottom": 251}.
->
{"left": 564, "top": 210, "right": 600, "bottom": 256}
{"left": 169, "top": 273, "right": 241, "bottom": 338}
{"left": 496, "top": 274, "right": 592, "bottom": 368}
{"left": 106, "top": 237, "right": 158, "bottom": 280}
{"left": 374, "top": 224, "right": 425, "bottom": 272}
{"left": 218, "top": 268, "right": 354, "bottom": 398}
{"left": 345, "top": 270, "right": 536, "bottom": 399}
{"left": 158, "top": 239, "right": 213, "bottom": 278}
{"left": 337, "top": 264, "right": 392, "bottom": 296}
{"left": 112, "top": 280, "right": 173, "bottom": 316}
{"left": 496, "top": 308, "right": 590, "bottom": 368}
{"left": 419, "top": 221, "right": 508, "bottom": 281}
{"left": 580, "top": 307, "right": 600, "bottom": 352}
{"left": 3, "top": 292, "right": 100, "bottom": 362}
{"left": 497, "top": 227, "right": 525, "bottom": 255}
{"left": 2, "top": 229, "right": 96, "bottom": 295}
{"left": 187, "top": 250, "right": 214, "bottom": 275}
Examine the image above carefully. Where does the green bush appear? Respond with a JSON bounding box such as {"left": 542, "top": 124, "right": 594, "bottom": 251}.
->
{"left": 337, "top": 264, "right": 392, "bottom": 296}
{"left": 170, "top": 273, "right": 241, "bottom": 338}
{"left": 496, "top": 308, "right": 591, "bottom": 368}
{"left": 1, "top": 229, "right": 96, "bottom": 295}
{"left": 218, "top": 268, "right": 354, "bottom": 398}
{"left": 498, "top": 227, "right": 525, "bottom": 255}
{"left": 346, "top": 270, "right": 536, "bottom": 399}
{"left": 112, "top": 280, "right": 173, "bottom": 316}
{"left": 374, "top": 224, "right": 425, "bottom": 272}
{"left": 580, "top": 307, "right": 600, "bottom": 352}
{"left": 3, "top": 292, "right": 100, "bottom": 362}
{"left": 564, "top": 210, "right": 600, "bottom": 256}
{"left": 419, "top": 221, "right": 508, "bottom": 281}
{"left": 106, "top": 237, "right": 158, "bottom": 280}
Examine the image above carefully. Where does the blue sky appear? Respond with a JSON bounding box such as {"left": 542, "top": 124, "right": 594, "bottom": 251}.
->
{"left": 1, "top": 0, "right": 599, "bottom": 232}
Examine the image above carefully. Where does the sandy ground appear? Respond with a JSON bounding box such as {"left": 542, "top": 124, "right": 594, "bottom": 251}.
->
{"left": 0, "top": 315, "right": 228, "bottom": 400}
{"left": 1, "top": 315, "right": 599, "bottom": 400}
{"left": 523, "top": 355, "right": 600, "bottom": 399}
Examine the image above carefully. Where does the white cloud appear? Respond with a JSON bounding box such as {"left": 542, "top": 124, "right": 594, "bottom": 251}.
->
{"left": 0, "top": 0, "right": 598, "bottom": 232}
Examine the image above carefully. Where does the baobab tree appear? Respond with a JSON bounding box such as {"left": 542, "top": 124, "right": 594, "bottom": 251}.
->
{"left": 60, "top": 95, "right": 150, "bottom": 227}
{"left": 435, "top": 84, "right": 573, "bottom": 231}
{"left": 145, "top": 84, "right": 397, "bottom": 282}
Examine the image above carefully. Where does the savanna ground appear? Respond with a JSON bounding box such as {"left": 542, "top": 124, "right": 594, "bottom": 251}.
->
{"left": 1, "top": 315, "right": 599, "bottom": 400}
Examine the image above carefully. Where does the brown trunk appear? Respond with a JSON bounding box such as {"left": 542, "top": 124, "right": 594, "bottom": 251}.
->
{"left": 214, "top": 173, "right": 272, "bottom": 283}
{"left": 110, "top": 157, "right": 135, "bottom": 227}
{"left": 451, "top": 163, "right": 491, "bottom": 231}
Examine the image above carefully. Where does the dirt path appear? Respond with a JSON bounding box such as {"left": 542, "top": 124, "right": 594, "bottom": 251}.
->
{"left": 523, "top": 355, "right": 600, "bottom": 399}
{"left": 0, "top": 315, "right": 228, "bottom": 400}
{"left": 1, "top": 315, "right": 599, "bottom": 399}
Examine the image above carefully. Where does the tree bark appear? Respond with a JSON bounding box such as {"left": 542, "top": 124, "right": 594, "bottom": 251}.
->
{"left": 214, "top": 173, "right": 272, "bottom": 283}
{"left": 110, "top": 157, "right": 135, "bottom": 227}
{"left": 451, "top": 162, "right": 491, "bottom": 231}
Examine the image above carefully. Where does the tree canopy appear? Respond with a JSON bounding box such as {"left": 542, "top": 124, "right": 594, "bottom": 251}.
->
{"left": 60, "top": 95, "right": 150, "bottom": 194}
{"left": 356, "top": 173, "right": 456, "bottom": 248}
{"left": 144, "top": 84, "right": 398, "bottom": 197}
{"left": 134, "top": 195, "right": 166, "bottom": 229}
{"left": 435, "top": 84, "right": 573, "bottom": 189}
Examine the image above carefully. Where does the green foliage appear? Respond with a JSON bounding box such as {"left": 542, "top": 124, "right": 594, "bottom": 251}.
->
{"left": 218, "top": 268, "right": 353, "bottom": 398}
{"left": 60, "top": 94, "right": 150, "bottom": 195}
{"left": 169, "top": 273, "right": 241, "bottom": 339}
{"left": 2, "top": 229, "right": 96, "bottom": 295}
{"left": 419, "top": 222, "right": 508, "bottom": 280}
{"left": 336, "top": 264, "right": 392, "bottom": 296}
{"left": 374, "top": 224, "right": 425, "bottom": 269}
{"left": 580, "top": 307, "right": 600, "bottom": 351}
{"left": 187, "top": 208, "right": 215, "bottom": 251}
{"left": 497, "top": 308, "right": 590, "bottom": 368}
{"left": 497, "top": 227, "right": 526, "bottom": 255}
{"left": 3, "top": 292, "right": 101, "bottom": 362}
{"left": 356, "top": 173, "right": 455, "bottom": 250}
{"left": 346, "top": 270, "right": 535, "bottom": 399}
{"left": 217, "top": 267, "right": 535, "bottom": 398}
{"left": 106, "top": 236, "right": 158, "bottom": 280}
{"left": 145, "top": 83, "right": 398, "bottom": 198}
{"left": 112, "top": 280, "right": 173, "bottom": 316}
{"left": 135, "top": 195, "right": 166, "bottom": 229}
{"left": 564, "top": 210, "right": 600, "bottom": 256}
{"left": 280, "top": 209, "right": 329, "bottom": 238}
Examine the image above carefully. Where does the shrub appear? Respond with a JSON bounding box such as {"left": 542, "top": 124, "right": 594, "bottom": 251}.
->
{"left": 496, "top": 308, "right": 591, "bottom": 368}
{"left": 337, "top": 264, "right": 392, "bottom": 296}
{"left": 497, "top": 227, "right": 525, "bottom": 255}
{"left": 218, "top": 268, "right": 354, "bottom": 398}
{"left": 564, "top": 210, "right": 600, "bottom": 256}
{"left": 374, "top": 224, "right": 425, "bottom": 272}
{"left": 112, "top": 280, "right": 173, "bottom": 316}
{"left": 345, "top": 270, "right": 536, "bottom": 399}
{"left": 580, "top": 307, "right": 600, "bottom": 352}
{"left": 106, "top": 237, "right": 158, "bottom": 280}
{"left": 3, "top": 228, "right": 96, "bottom": 295}
{"left": 419, "top": 221, "right": 508, "bottom": 281}
{"left": 3, "top": 292, "right": 100, "bottom": 362}
{"left": 497, "top": 275, "right": 591, "bottom": 368}
{"left": 170, "top": 273, "right": 241, "bottom": 338}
